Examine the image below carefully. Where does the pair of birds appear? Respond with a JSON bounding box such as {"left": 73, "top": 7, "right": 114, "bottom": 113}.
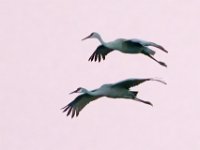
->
{"left": 62, "top": 32, "right": 168, "bottom": 118}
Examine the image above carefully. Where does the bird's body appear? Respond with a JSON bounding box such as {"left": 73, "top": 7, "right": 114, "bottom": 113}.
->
{"left": 105, "top": 39, "right": 126, "bottom": 51}
{"left": 92, "top": 84, "right": 134, "bottom": 98}
{"left": 82, "top": 32, "right": 168, "bottom": 67}
{"left": 104, "top": 38, "right": 141, "bottom": 53}
{"left": 62, "top": 78, "right": 166, "bottom": 118}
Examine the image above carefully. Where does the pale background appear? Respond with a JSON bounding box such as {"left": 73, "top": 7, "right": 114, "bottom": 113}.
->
{"left": 0, "top": 0, "right": 200, "bottom": 150}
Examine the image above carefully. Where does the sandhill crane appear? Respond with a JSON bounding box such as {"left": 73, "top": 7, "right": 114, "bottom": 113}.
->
{"left": 62, "top": 78, "right": 166, "bottom": 118}
{"left": 82, "top": 32, "right": 168, "bottom": 67}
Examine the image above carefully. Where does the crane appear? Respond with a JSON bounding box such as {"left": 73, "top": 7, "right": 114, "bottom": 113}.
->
{"left": 82, "top": 32, "right": 168, "bottom": 67}
{"left": 62, "top": 78, "right": 166, "bottom": 118}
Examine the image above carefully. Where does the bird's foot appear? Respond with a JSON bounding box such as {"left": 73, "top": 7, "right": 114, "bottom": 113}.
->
{"left": 159, "top": 61, "right": 167, "bottom": 67}
{"left": 144, "top": 101, "right": 153, "bottom": 106}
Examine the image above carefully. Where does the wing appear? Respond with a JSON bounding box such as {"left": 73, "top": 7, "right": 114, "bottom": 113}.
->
{"left": 144, "top": 42, "right": 168, "bottom": 53}
{"left": 131, "top": 39, "right": 168, "bottom": 53}
{"left": 112, "top": 78, "right": 166, "bottom": 89}
{"left": 123, "top": 40, "right": 156, "bottom": 55}
{"left": 88, "top": 45, "right": 113, "bottom": 62}
{"left": 122, "top": 40, "right": 144, "bottom": 49}
{"left": 62, "top": 93, "right": 99, "bottom": 118}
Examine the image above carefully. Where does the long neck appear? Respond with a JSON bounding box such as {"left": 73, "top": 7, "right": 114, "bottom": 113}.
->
{"left": 81, "top": 88, "right": 95, "bottom": 96}
{"left": 82, "top": 88, "right": 101, "bottom": 96}
{"left": 96, "top": 34, "right": 106, "bottom": 45}
{"left": 81, "top": 88, "right": 90, "bottom": 93}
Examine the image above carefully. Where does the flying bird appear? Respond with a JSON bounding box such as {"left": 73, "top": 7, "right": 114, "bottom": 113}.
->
{"left": 82, "top": 32, "right": 168, "bottom": 67}
{"left": 62, "top": 78, "right": 166, "bottom": 118}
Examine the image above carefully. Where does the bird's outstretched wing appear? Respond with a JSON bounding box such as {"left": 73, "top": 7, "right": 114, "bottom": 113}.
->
{"left": 88, "top": 45, "right": 113, "bottom": 62}
{"left": 62, "top": 94, "right": 100, "bottom": 118}
{"left": 112, "top": 78, "right": 166, "bottom": 89}
{"left": 131, "top": 39, "right": 168, "bottom": 53}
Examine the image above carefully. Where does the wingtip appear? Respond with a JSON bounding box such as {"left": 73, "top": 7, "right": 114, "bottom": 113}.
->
{"left": 162, "top": 48, "right": 168, "bottom": 53}
{"left": 156, "top": 45, "right": 168, "bottom": 53}
{"left": 150, "top": 78, "right": 167, "bottom": 85}
{"left": 61, "top": 105, "right": 69, "bottom": 112}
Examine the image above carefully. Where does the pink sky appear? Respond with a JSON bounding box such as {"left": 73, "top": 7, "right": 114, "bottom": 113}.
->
{"left": 1, "top": 0, "right": 200, "bottom": 150}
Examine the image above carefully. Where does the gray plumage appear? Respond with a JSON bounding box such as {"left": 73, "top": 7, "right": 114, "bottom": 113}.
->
{"left": 82, "top": 32, "right": 168, "bottom": 67}
{"left": 62, "top": 78, "right": 166, "bottom": 118}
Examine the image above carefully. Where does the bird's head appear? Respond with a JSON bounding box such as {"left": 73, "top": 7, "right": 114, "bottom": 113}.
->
{"left": 69, "top": 87, "right": 88, "bottom": 94}
{"left": 82, "top": 32, "right": 100, "bottom": 41}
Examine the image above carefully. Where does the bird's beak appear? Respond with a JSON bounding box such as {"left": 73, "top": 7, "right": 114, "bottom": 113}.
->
{"left": 69, "top": 90, "right": 77, "bottom": 94}
{"left": 81, "top": 35, "right": 90, "bottom": 41}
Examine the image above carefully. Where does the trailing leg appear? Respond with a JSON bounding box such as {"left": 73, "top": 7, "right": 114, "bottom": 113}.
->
{"left": 134, "top": 97, "right": 153, "bottom": 106}
{"left": 142, "top": 51, "right": 167, "bottom": 67}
